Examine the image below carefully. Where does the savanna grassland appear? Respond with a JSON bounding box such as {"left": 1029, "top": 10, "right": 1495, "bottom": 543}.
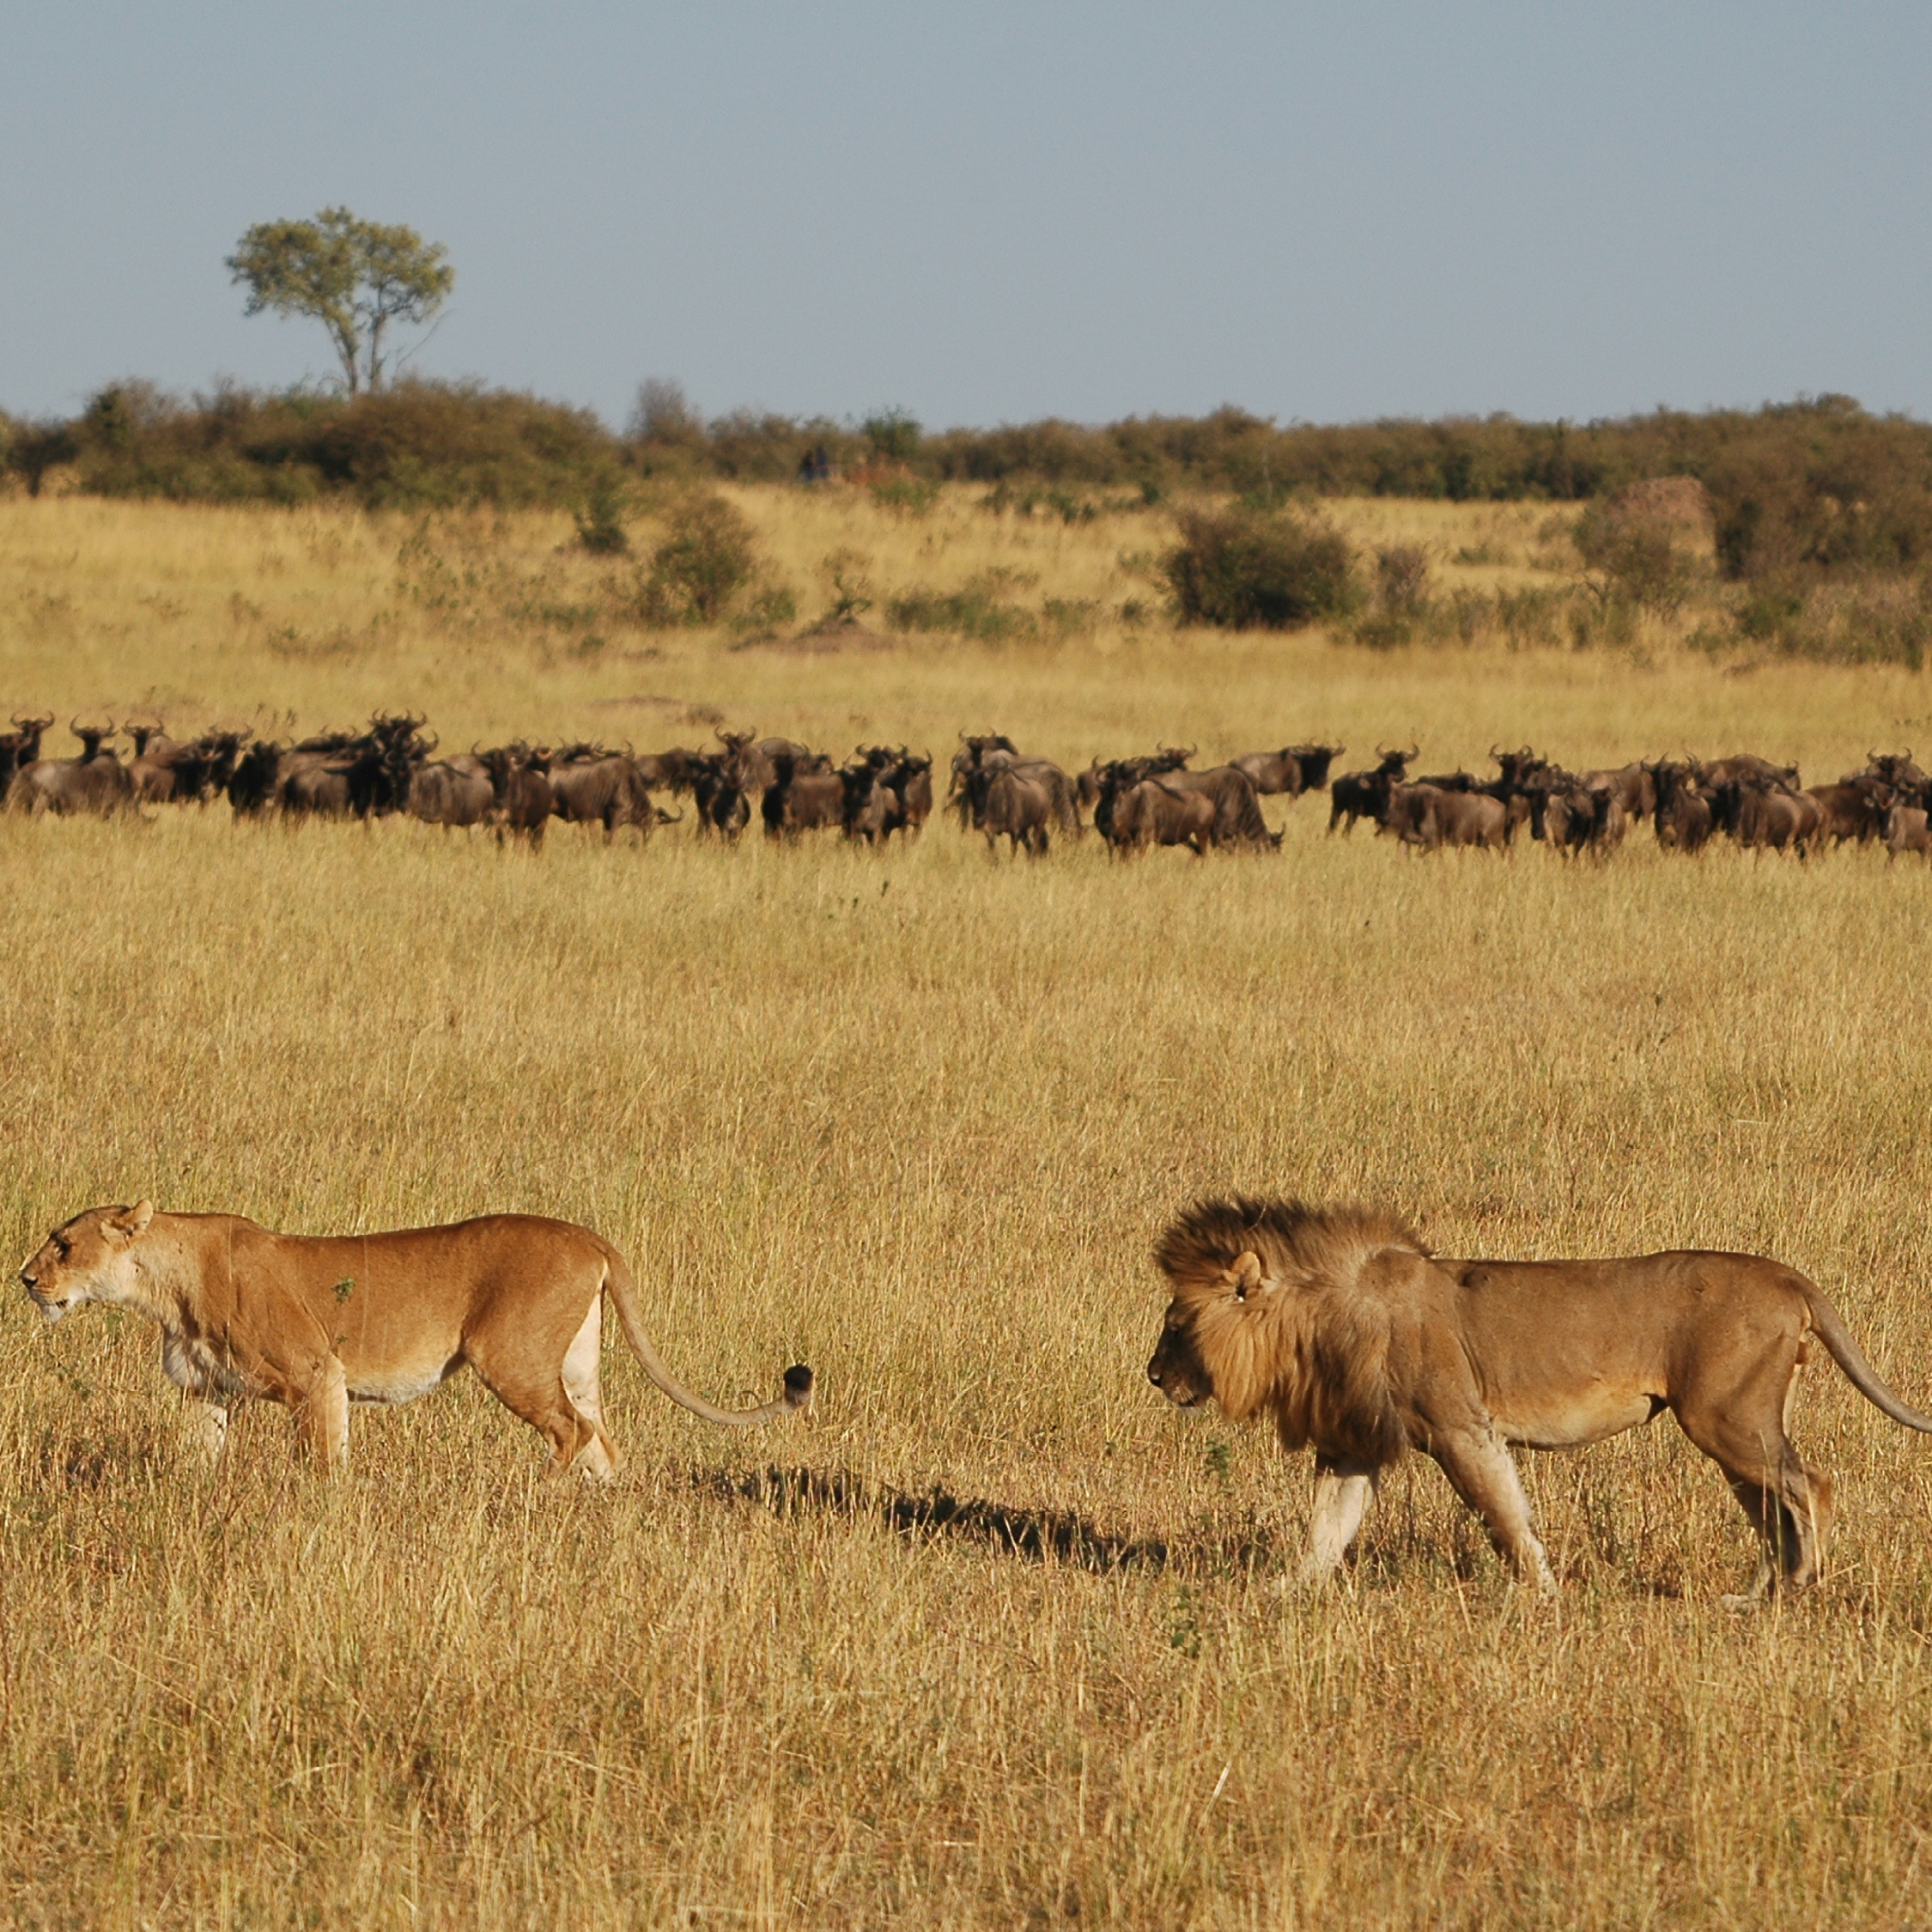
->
{"left": 4, "top": 487, "right": 1932, "bottom": 1929}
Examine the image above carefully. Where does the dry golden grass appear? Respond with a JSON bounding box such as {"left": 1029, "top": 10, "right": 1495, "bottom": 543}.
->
{"left": 4, "top": 494, "right": 1932, "bottom": 1928}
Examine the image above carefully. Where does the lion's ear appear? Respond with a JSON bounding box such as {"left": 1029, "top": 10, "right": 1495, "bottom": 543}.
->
{"left": 112, "top": 1200, "right": 155, "bottom": 1239}
{"left": 1229, "top": 1251, "right": 1263, "bottom": 1301}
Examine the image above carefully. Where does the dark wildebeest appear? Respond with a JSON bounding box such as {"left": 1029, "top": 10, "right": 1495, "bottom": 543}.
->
{"left": 1729, "top": 783, "right": 1821, "bottom": 854}
{"left": 1696, "top": 753, "right": 1802, "bottom": 798}
{"left": 1388, "top": 784, "right": 1511, "bottom": 852}
{"left": 843, "top": 748, "right": 933, "bottom": 845}
{"left": 634, "top": 746, "right": 708, "bottom": 794}
{"left": 1327, "top": 744, "right": 1415, "bottom": 834}
{"left": 1805, "top": 778, "right": 1891, "bottom": 847}
{"left": 954, "top": 735, "right": 1082, "bottom": 835}
{"left": 129, "top": 723, "right": 244, "bottom": 805}
{"left": 0, "top": 713, "right": 54, "bottom": 794}
{"left": 1152, "top": 766, "right": 1279, "bottom": 850}
{"left": 1080, "top": 744, "right": 1191, "bottom": 811}
{"left": 1885, "top": 805, "right": 1932, "bottom": 861}
{"left": 1648, "top": 762, "right": 1714, "bottom": 853}
{"left": 762, "top": 754, "right": 849, "bottom": 837}
{"left": 1084, "top": 750, "right": 1191, "bottom": 837}
{"left": 548, "top": 750, "right": 662, "bottom": 840}
{"left": 276, "top": 713, "right": 428, "bottom": 819}
{"left": 7, "top": 717, "right": 134, "bottom": 816}
{"left": 489, "top": 745, "right": 554, "bottom": 848}
{"left": 690, "top": 750, "right": 751, "bottom": 838}
{"left": 969, "top": 765, "right": 1056, "bottom": 857}
{"left": 1230, "top": 742, "right": 1344, "bottom": 798}
{"left": 1577, "top": 762, "right": 1657, "bottom": 828}
{"left": 951, "top": 733, "right": 1019, "bottom": 823}
{"left": 1110, "top": 780, "right": 1217, "bottom": 855}
{"left": 227, "top": 740, "right": 285, "bottom": 815}
{"left": 408, "top": 753, "right": 497, "bottom": 828}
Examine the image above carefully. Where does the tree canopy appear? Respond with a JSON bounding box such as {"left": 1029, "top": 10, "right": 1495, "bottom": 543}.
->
{"left": 227, "top": 208, "right": 453, "bottom": 394}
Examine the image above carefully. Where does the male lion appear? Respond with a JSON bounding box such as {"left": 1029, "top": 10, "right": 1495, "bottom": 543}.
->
{"left": 1145, "top": 1196, "right": 1932, "bottom": 1603}
{"left": 20, "top": 1203, "right": 812, "bottom": 1479}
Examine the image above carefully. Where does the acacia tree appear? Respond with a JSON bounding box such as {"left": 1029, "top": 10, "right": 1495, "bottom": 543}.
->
{"left": 227, "top": 208, "right": 453, "bottom": 393}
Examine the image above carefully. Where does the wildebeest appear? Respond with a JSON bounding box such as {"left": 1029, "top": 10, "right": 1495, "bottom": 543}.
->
{"left": 222, "top": 714, "right": 428, "bottom": 820}
{"left": 953, "top": 736, "right": 1081, "bottom": 837}
{"left": 490, "top": 745, "right": 554, "bottom": 848}
{"left": 951, "top": 733, "right": 1019, "bottom": 822}
{"left": 1327, "top": 744, "right": 1415, "bottom": 834}
{"left": 408, "top": 752, "right": 498, "bottom": 828}
{"left": 126, "top": 723, "right": 246, "bottom": 805}
{"left": 762, "top": 753, "right": 850, "bottom": 837}
{"left": 1648, "top": 761, "right": 1714, "bottom": 852}
{"left": 1388, "top": 783, "right": 1511, "bottom": 851}
{"left": 841, "top": 747, "right": 933, "bottom": 844}
{"left": 547, "top": 747, "right": 664, "bottom": 840}
{"left": 1885, "top": 804, "right": 1932, "bottom": 860}
{"left": 1696, "top": 753, "right": 1802, "bottom": 795}
{"left": 1577, "top": 762, "right": 1657, "bottom": 827}
{"left": 1110, "top": 780, "right": 1216, "bottom": 854}
{"left": 0, "top": 713, "right": 54, "bottom": 794}
{"left": 1731, "top": 783, "right": 1821, "bottom": 854}
{"left": 1151, "top": 766, "right": 1279, "bottom": 851}
{"left": 689, "top": 749, "right": 752, "bottom": 838}
{"left": 1225, "top": 742, "right": 1345, "bottom": 798}
{"left": 1086, "top": 750, "right": 1192, "bottom": 841}
{"left": 7, "top": 717, "right": 134, "bottom": 816}
{"left": 969, "top": 765, "right": 1057, "bottom": 856}
{"left": 1805, "top": 778, "right": 1891, "bottom": 846}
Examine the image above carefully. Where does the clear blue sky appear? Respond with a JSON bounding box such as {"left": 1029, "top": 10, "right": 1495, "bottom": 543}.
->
{"left": 3, "top": 3, "right": 1926, "bottom": 429}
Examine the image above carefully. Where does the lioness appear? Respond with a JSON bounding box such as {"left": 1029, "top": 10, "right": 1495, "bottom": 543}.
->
{"left": 20, "top": 1203, "right": 812, "bottom": 1478}
{"left": 1146, "top": 1196, "right": 1932, "bottom": 1602}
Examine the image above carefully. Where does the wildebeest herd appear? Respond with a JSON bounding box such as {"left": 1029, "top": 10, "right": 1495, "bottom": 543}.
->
{"left": 3, "top": 712, "right": 1929, "bottom": 862}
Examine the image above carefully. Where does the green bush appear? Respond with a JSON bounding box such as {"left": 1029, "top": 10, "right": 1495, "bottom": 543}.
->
{"left": 1572, "top": 493, "right": 1698, "bottom": 617}
{"left": 886, "top": 569, "right": 1036, "bottom": 642}
{"left": 862, "top": 409, "right": 921, "bottom": 464}
{"left": 1163, "top": 506, "right": 1357, "bottom": 629}
{"left": 635, "top": 495, "right": 756, "bottom": 626}
{"left": 573, "top": 473, "right": 630, "bottom": 554}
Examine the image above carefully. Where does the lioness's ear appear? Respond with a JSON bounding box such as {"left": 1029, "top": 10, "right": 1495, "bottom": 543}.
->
{"left": 112, "top": 1200, "right": 155, "bottom": 1239}
{"left": 1229, "top": 1251, "right": 1263, "bottom": 1301}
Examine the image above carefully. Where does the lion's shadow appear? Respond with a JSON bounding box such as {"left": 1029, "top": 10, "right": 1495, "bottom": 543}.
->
{"left": 693, "top": 1464, "right": 1171, "bottom": 1575}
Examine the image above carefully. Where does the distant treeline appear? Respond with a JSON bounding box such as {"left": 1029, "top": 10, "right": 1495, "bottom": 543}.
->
{"left": 5, "top": 380, "right": 1932, "bottom": 582}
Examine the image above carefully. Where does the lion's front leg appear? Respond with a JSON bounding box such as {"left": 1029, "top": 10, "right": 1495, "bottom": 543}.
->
{"left": 291, "top": 1357, "right": 349, "bottom": 1470}
{"left": 1299, "top": 1455, "right": 1377, "bottom": 1585}
{"left": 183, "top": 1397, "right": 230, "bottom": 1464}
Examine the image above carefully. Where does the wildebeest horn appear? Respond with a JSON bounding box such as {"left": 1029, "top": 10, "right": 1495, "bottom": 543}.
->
{"left": 418, "top": 731, "right": 439, "bottom": 755}
{"left": 1406, "top": 742, "right": 1419, "bottom": 759}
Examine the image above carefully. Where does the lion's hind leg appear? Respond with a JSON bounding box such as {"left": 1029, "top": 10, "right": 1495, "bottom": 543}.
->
{"left": 1427, "top": 1428, "right": 1557, "bottom": 1592}
{"left": 1674, "top": 1353, "right": 1831, "bottom": 1604}
{"left": 560, "top": 1297, "right": 618, "bottom": 1484}
{"left": 1676, "top": 1409, "right": 1831, "bottom": 1605}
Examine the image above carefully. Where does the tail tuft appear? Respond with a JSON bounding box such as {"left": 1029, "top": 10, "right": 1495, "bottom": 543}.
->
{"left": 782, "top": 1364, "right": 814, "bottom": 1407}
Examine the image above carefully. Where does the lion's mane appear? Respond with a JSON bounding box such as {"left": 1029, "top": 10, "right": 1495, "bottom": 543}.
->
{"left": 1153, "top": 1197, "right": 1430, "bottom": 1465}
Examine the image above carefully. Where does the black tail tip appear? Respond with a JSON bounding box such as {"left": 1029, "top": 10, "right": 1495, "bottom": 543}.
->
{"left": 782, "top": 1364, "right": 814, "bottom": 1406}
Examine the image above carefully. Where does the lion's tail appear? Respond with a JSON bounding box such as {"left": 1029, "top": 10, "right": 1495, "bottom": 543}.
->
{"left": 600, "top": 1250, "right": 813, "bottom": 1428}
{"left": 1802, "top": 1285, "right": 1932, "bottom": 1433}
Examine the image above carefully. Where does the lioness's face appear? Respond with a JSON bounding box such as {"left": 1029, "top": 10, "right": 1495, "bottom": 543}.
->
{"left": 1147, "top": 1306, "right": 1213, "bottom": 1408}
{"left": 19, "top": 1203, "right": 151, "bottom": 1321}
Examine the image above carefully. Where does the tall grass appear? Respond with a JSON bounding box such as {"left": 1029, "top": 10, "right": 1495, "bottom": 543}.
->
{"left": 3, "top": 497, "right": 1932, "bottom": 1926}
